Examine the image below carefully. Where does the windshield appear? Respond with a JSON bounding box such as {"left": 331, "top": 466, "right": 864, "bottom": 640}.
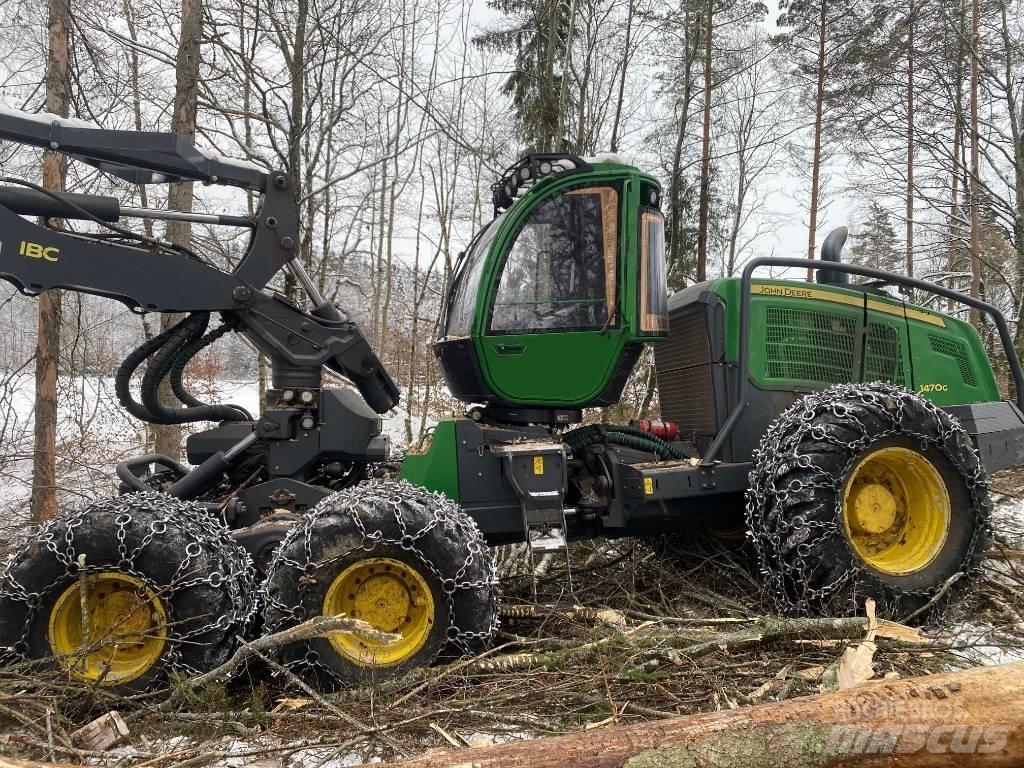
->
{"left": 444, "top": 213, "right": 507, "bottom": 338}
{"left": 490, "top": 185, "right": 619, "bottom": 334}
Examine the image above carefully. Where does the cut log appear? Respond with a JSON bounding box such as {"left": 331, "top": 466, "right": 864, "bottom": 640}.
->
{"left": 70, "top": 710, "right": 129, "bottom": 751}
{"left": 372, "top": 661, "right": 1024, "bottom": 768}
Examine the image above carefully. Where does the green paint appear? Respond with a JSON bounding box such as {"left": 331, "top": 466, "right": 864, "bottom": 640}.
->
{"left": 905, "top": 313, "right": 1000, "bottom": 405}
{"left": 436, "top": 154, "right": 1004, "bottom": 430}
{"left": 442, "top": 162, "right": 666, "bottom": 408}
{"left": 397, "top": 420, "right": 459, "bottom": 500}
{"left": 479, "top": 331, "right": 626, "bottom": 405}
{"left": 708, "top": 277, "right": 999, "bottom": 406}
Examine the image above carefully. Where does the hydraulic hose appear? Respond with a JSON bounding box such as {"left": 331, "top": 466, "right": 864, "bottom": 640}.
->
{"left": 140, "top": 312, "right": 250, "bottom": 424}
{"left": 115, "top": 316, "right": 189, "bottom": 424}
{"left": 564, "top": 423, "right": 683, "bottom": 461}
{"left": 116, "top": 312, "right": 251, "bottom": 426}
{"left": 168, "top": 322, "right": 251, "bottom": 419}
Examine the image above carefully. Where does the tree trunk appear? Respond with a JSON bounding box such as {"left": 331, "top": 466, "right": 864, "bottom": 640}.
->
{"left": 370, "top": 662, "right": 1024, "bottom": 768}
{"left": 153, "top": 0, "right": 203, "bottom": 460}
{"left": 995, "top": 0, "right": 1024, "bottom": 371}
{"left": 806, "top": 0, "right": 828, "bottom": 280}
{"left": 696, "top": 0, "right": 713, "bottom": 283}
{"left": 541, "top": 0, "right": 560, "bottom": 151}
{"left": 946, "top": 0, "right": 966, "bottom": 311}
{"left": 968, "top": 0, "right": 982, "bottom": 326}
{"left": 609, "top": 0, "right": 635, "bottom": 153}
{"left": 905, "top": 0, "right": 914, "bottom": 278}
{"left": 30, "top": 0, "right": 71, "bottom": 522}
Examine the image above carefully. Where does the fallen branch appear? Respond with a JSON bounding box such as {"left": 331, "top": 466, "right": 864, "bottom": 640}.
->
{"left": 470, "top": 622, "right": 655, "bottom": 674}
{"left": 155, "top": 615, "right": 398, "bottom": 710}
{"left": 660, "top": 615, "right": 872, "bottom": 660}
{"left": 501, "top": 603, "right": 629, "bottom": 627}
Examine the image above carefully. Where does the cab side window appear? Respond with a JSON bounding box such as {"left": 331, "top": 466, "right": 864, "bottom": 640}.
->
{"left": 490, "top": 186, "right": 618, "bottom": 334}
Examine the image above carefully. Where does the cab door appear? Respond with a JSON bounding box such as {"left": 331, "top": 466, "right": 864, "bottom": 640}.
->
{"left": 478, "top": 182, "right": 626, "bottom": 406}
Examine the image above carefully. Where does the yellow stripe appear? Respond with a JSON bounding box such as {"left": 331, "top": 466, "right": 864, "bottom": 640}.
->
{"left": 865, "top": 299, "right": 904, "bottom": 319}
{"left": 751, "top": 283, "right": 863, "bottom": 309}
{"left": 865, "top": 299, "right": 946, "bottom": 327}
{"left": 751, "top": 282, "right": 946, "bottom": 327}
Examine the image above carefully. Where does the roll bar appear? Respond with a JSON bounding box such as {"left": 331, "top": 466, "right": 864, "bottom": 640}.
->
{"left": 702, "top": 257, "right": 1024, "bottom": 464}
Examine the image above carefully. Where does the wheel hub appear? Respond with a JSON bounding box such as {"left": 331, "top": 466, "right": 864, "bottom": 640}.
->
{"left": 842, "top": 446, "right": 951, "bottom": 576}
{"left": 322, "top": 557, "right": 434, "bottom": 667}
{"left": 849, "top": 482, "right": 898, "bottom": 534}
{"left": 48, "top": 572, "right": 167, "bottom": 684}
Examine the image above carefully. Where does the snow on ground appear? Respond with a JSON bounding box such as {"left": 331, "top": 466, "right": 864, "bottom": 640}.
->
{"left": 995, "top": 496, "right": 1024, "bottom": 526}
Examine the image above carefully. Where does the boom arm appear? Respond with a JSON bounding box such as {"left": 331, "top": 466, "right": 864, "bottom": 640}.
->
{"left": 0, "top": 104, "right": 399, "bottom": 414}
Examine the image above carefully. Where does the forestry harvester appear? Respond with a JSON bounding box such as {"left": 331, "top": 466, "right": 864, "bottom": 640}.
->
{"left": 0, "top": 107, "right": 1022, "bottom": 691}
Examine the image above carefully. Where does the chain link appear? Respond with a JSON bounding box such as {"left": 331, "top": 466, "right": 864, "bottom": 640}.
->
{"left": 261, "top": 481, "right": 499, "bottom": 680}
{"left": 0, "top": 492, "right": 257, "bottom": 683}
{"left": 744, "top": 381, "right": 991, "bottom": 618}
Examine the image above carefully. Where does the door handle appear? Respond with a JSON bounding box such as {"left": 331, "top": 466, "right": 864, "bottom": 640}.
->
{"left": 495, "top": 343, "right": 525, "bottom": 356}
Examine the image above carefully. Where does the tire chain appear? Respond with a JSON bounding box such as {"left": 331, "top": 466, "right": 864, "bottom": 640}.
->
{"left": 260, "top": 481, "right": 500, "bottom": 681}
{"left": 744, "top": 381, "right": 991, "bottom": 618}
{"left": 0, "top": 492, "right": 257, "bottom": 683}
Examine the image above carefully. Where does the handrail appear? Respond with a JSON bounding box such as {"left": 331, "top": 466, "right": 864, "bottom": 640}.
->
{"left": 701, "top": 257, "right": 1024, "bottom": 464}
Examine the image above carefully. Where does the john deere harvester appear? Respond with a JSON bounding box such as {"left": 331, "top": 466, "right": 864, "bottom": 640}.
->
{"left": 0, "top": 109, "right": 1021, "bottom": 691}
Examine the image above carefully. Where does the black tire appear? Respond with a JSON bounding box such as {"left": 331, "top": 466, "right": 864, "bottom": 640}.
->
{"left": 746, "top": 382, "right": 990, "bottom": 620}
{"left": 262, "top": 481, "right": 499, "bottom": 688}
{"left": 0, "top": 493, "right": 256, "bottom": 692}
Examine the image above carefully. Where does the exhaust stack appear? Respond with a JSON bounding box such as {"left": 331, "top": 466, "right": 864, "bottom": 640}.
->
{"left": 816, "top": 226, "right": 850, "bottom": 286}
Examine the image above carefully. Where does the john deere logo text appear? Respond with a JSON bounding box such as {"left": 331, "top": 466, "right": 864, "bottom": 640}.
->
{"left": 918, "top": 383, "right": 949, "bottom": 393}
{"left": 19, "top": 241, "right": 59, "bottom": 262}
{"left": 755, "top": 285, "right": 814, "bottom": 299}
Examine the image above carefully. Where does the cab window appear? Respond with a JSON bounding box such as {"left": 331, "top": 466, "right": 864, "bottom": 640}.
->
{"left": 444, "top": 213, "right": 506, "bottom": 337}
{"left": 639, "top": 209, "right": 668, "bottom": 334}
{"left": 489, "top": 185, "right": 618, "bottom": 334}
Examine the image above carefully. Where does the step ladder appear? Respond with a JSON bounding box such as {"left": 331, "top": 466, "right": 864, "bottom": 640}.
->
{"left": 491, "top": 440, "right": 574, "bottom": 602}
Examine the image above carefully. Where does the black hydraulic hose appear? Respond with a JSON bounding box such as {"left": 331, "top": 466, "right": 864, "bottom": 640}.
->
{"left": 605, "top": 424, "right": 679, "bottom": 455}
{"left": 140, "top": 312, "right": 251, "bottom": 424}
{"left": 168, "top": 322, "right": 251, "bottom": 419}
{"left": 563, "top": 424, "right": 682, "bottom": 461}
{"left": 169, "top": 339, "right": 205, "bottom": 407}
{"left": 115, "top": 316, "right": 191, "bottom": 424}
{"left": 606, "top": 431, "right": 680, "bottom": 459}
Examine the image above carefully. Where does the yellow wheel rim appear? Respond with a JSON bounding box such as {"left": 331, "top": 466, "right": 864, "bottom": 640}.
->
{"left": 842, "top": 446, "right": 951, "bottom": 576}
{"left": 322, "top": 557, "right": 435, "bottom": 668}
{"left": 48, "top": 572, "right": 167, "bottom": 685}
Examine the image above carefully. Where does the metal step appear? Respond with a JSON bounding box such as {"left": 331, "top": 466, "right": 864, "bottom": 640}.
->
{"left": 529, "top": 527, "right": 567, "bottom": 554}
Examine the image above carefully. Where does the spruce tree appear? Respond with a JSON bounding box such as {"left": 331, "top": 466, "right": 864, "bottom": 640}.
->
{"left": 474, "top": 0, "right": 576, "bottom": 152}
{"left": 849, "top": 202, "right": 901, "bottom": 273}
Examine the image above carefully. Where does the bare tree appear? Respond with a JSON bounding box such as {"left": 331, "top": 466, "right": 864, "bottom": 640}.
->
{"left": 30, "top": 0, "right": 70, "bottom": 521}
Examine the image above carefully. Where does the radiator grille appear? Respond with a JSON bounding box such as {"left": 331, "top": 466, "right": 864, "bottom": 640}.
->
{"left": 763, "top": 307, "right": 857, "bottom": 383}
{"left": 655, "top": 304, "right": 717, "bottom": 435}
{"left": 864, "top": 322, "right": 906, "bottom": 386}
{"left": 929, "top": 334, "right": 977, "bottom": 386}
